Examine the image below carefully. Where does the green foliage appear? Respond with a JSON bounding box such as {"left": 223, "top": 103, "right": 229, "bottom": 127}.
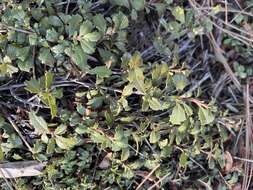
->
{"left": 0, "top": 0, "right": 244, "bottom": 189}
{"left": 25, "top": 72, "right": 59, "bottom": 118}
{"left": 29, "top": 111, "right": 49, "bottom": 135}
{"left": 170, "top": 102, "right": 187, "bottom": 125}
{"left": 172, "top": 6, "right": 185, "bottom": 24}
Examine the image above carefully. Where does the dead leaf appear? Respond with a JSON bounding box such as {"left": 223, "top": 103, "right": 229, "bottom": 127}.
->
{"left": 99, "top": 153, "right": 112, "bottom": 169}
{"left": 224, "top": 151, "right": 233, "bottom": 173}
{"left": 0, "top": 161, "right": 45, "bottom": 178}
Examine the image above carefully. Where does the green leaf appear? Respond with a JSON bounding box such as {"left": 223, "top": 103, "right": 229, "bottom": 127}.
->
{"left": 52, "top": 88, "right": 63, "bottom": 99}
{"left": 123, "top": 166, "right": 134, "bottom": 179}
{"left": 110, "top": 0, "right": 130, "bottom": 8}
{"left": 170, "top": 103, "right": 186, "bottom": 125}
{"left": 25, "top": 79, "right": 41, "bottom": 94}
{"left": 154, "top": 3, "right": 167, "bottom": 16}
{"left": 0, "top": 63, "right": 18, "bottom": 77}
{"left": 98, "top": 48, "right": 117, "bottom": 65}
{"left": 182, "top": 102, "right": 193, "bottom": 116}
{"left": 29, "top": 111, "right": 49, "bottom": 135}
{"left": 165, "top": 0, "right": 173, "bottom": 4}
{"left": 131, "top": 9, "right": 138, "bottom": 20}
{"left": 131, "top": 0, "right": 145, "bottom": 11}
{"left": 87, "top": 96, "right": 104, "bottom": 109}
{"left": 141, "top": 97, "right": 149, "bottom": 111}
{"left": 76, "top": 104, "right": 85, "bottom": 115}
{"left": 55, "top": 136, "right": 77, "bottom": 150}
{"left": 67, "top": 14, "right": 83, "bottom": 37}
{"left": 38, "top": 48, "right": 55, "bottom": 66}
{"left": 148, "top": 97, "right": 162, "bottom": 111}
{"left": 128, "top": 52, "right": 143, "bottom": 69}
{"left": 82, "top": 32, "right": 101, "bottom": 42}
{"left": 128, "top": 68, "right": 146, "bottom": 93}
{"left": 48, "top": 95, "right": 57, "bottom": 118}
{"left": 93, "top": 14, "right": 107, "bottom": 33}
{"left": 121, "top": 148, "right": 130, "bottom": 161}
{"left": 90, "top": 66, "right": 112, "bottom": 78}
{"left": 79, "top": 20, "right": 101, "bottom": 44}
{"left": 172, "top": 6, "right": 185, "bottom": 23}
{"left": 54, "top": 124, "right": 67, "bottom": 135}
{"left": 105, "top": 111, "right": 114, "bottom": 126}
{"left": 41, "top": 133, "right": 49, "bottom": 143}
{"left": 0, "top": 56, "right": 18, "bottom": 77}
{"left": 48, "top": 15, "right": 63, "bottom": 27}
{"left": 28, "top": 34, "right": 38, "bottom": 45}
{"left": 112, "top": 12, "right": 129, "bottom": 30}
{"left": 46, "top": 28, "right": 58, "bottom": 42}
{"left": 161, "top": 146, "right": 172, "bottom": 158}
{"left": 16, "top": 47, "right": 30, "bottom": 62}
{"left": 198, "top": 107, "right": 215, "bottom": 125}
{"left": 45, "top": 72, "right": 54, "bottom": 90}
{"left": 41, "top": 92, "right": 57, "bottom": 118}
{"left": 79, "top": 21, "right": 93, "bottom": 36}
{"left": 173, "top": 74, "right": 188, "bottom": 91}
{"left": 0, "top": 145, "right": 4, "bottom": 161}
{"left": 65, "top": 46, "right": 89, "bottom": 70}
{"left": 31, "top": 8, "right": 43, "bottom": 21}
{"left": 80, "top": 39, "right": 96, "bottom": 54}
{"left": 150, "top": 130, "right": 160, "bottom": 144}
{"left": 178, "top": 123, "right": 187, "bottom": 132}
{"left": 17, "top": 57, "right": 33, "bottom": 72}
{"left": 122, "top": 84, "right": 133, "bottom": 96}
{"left": 46, "top": 138, "right": 55, "bottom": 154}
{"left": 179, "top": 152, "right": 188, "bottom": 167}
{"left": 51, "top": 44, "right": 66, "bottom": 55}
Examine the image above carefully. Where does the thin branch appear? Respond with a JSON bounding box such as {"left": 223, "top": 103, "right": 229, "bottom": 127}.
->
{"left": 184, "top": 73, "right": 210, "bottom": 96}
{"left": 0, "top": 79, "right": 144, "bottom": 95}
{"left": 209, "top": 33, "right": 242, "bottom": 91}
{"left": 136, "top": 164, "right": 160, "bottom": 190}
{"left": 10, "top": 88, "right": 48, "bottom": 108}
{"left": 147, "top": 172, "right": 171, "bottom": 190}
{"left": 243, "top": 81, "right": 253, "bottom": 190}
{"left": 2, "top": 110, "right": 34, "bottom": 153}
{"left": 0, "top": 24, "right": 34, "bottom": 34}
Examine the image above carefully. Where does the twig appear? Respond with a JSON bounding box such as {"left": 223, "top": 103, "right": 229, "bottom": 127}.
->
{"left": 189, "top": 98, "right": 209, "bottom": 109}
{"left": 0, "top": 79, "right": 145, "bottom": 95}
{"left": 65, "top": 0, "right": 70, "bottom": 14}
{"left": 32, "top": 46, "right": 36, "bottom": 79}
{"left": 225, "top": 0, "right": 228, "bottom": 24}
{"left": 147, "top": 172, "right": 171, "bottom": 190}
{"left": 10, "top": 88, "right": 48, "bottom": 108}
{"left": 189, "top": 157, "right": 208, "bottom": 174}
{"left": 0, "top": 24, "right": 34, "bottom": 34}
{"left": 0, "top": 169, "right": 14, "bottom": 190}
{"left": 136, "top": 164, "right": 160, "bottom": 190}
{"left": 233, "top": 0, "right": 243, "bottom": 10}
{"left": 188, "top": 0, "right": 253, "bottom": 47}
{"left": 209, "top": 33, "right": 242, "bottom": 91}
{"left": 242, "top": 82, "right": 253, "bottom": 190}
{"left": 2, "top": 109, "right": 33, "bottom": 153}
{"left": 234, "top": 156, "right": 253, "bottom": 163}
{"left": 144, "top": 138, "right": 156, "bottom": 154}
{"left": 219, "top": 171, "right": 231, "bottom": 189}
{"left": 186, "top": 6, "right": 253, "bottom": 18}
{"left": 184, "top": 73, "right": 210, "bottom": 96}
{"left": 230, "top": 3, "right": 253, "bottom": 23}
{"left": 204, "top": 9, "right": 253, "bottom": 39}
